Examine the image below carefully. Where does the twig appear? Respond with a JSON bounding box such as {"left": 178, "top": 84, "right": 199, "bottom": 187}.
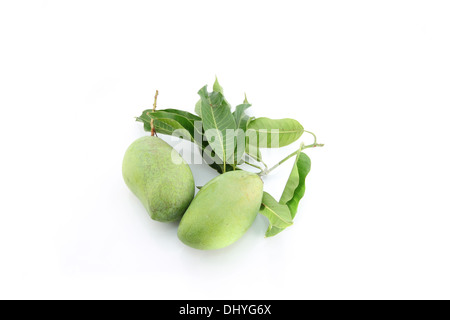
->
{"left": 150, "top": 90, "right": 159, "bottom": 136}
{"left": 259, "top": 130, "right": 324, "bottom": 176}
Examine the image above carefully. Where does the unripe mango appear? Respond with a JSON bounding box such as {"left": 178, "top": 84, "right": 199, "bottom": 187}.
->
{"left": 177, "top": 171, "right": 263, "bottom": 250}
{"left": 122, "top": 136, "right": 195, "bottom": 222}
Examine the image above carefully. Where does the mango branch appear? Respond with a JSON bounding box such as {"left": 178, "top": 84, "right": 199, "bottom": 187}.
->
{"left": 259, "top": 131, "right": 324, "bottom": 176}
{"left": 247, "top": 152, "right": 268, "bottom": 169}
{"left": 302, "top": 130, "right": 324, "bottom": 150}
{"left": 243, "top": 161, "right": 264, "bottom": 173}
{"left": 150, "top": 90, "right": 159, "bottom": 136}
{"left": 260, "top": 149, "right": 300, "bottom": 176}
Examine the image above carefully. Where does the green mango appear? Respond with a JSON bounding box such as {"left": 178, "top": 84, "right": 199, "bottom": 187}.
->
{"left": 122, "top": 136, "right": 195, "bottom": 222}
{"left": 178, "top": 171, "right": 263, "bottom": 250}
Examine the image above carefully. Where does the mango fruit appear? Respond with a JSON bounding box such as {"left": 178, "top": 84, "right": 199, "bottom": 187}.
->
{"left": 122, "top": 136, "right": 195, "bottom": 222}
{"left": 178, "top": 171, "right": 263, "bottom": 250}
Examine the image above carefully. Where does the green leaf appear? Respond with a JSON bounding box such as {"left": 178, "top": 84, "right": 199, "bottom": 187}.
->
{"left": 233, "top": 103, "right": 252, "bottom": 131}
{"left": 198, "top": 86, "right": 236, "bottom": 168}
{"left": 195, "top": 99, "right": 202, "bottom": 117}
{"left": 243, "top": 93, "right": 249, "bottom": 104}
{"left": 232, "top": 103, "right": 251, "bottom": 165}
{"left": 280, "top": 152, "right": 311, "bottom": 218}
{"left": 265, "top": 226, "right": 284, "bottom": 237}
{"left": 137, "top": 112, "right": 186, "bottom": 138}
{"left": 158, "top": 108, "right": 203, "bottom": 139}
{"left": 230, "top": 101, "right": 263, "bottom": 165}
{"left": 162, "top": 109, "right": 201, "bottom": 122}
{"left": 209, "top": 162, "right": 238, "bottom": 174}
{"left": 196, "top": 145, "right": 237, "bottom": 174}
{"left": 247, "top": 117, "right": 304, "bottom": 148}
{"left": 195, "top": 77, "right": 230, "bottom": 117}
{"left": 244, "top": 116, "right": 263, "bottom": 163}
{"left": 259, "top": 192, "right": 293, "bottom": 237}
{"left": 137, "top": 110, "right": 197, "bottom": 141}
{"left": 213, "top": 76, "right": 224, "bottom": 94}
{"left": 212, "top": 77, "right": 232, "bottom": 110}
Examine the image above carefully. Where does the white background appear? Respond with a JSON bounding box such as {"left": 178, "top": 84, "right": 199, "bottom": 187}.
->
{"left": 1, "top": 1, "right": 449, "bottom": 300}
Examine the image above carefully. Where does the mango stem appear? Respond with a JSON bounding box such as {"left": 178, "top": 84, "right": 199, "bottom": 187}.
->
{"left": 247, "top": 152, "right": 268, "bottom": 169}
{"left": 260, "top": 131, "right": 324, "bottom": 176}
{"left": 302, "top": 130, "right": 325, "bottom": 150}
{"left": 244, "top": 161, "right": 264, "bottom": 172}
{"left": 150, "top": 90, "right": 159, "bottom": 136}
{"left": 260, "top": 149, "right": 299, "bottom": 176}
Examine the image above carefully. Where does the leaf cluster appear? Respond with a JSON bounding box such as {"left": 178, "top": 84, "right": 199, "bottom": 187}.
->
{"left": 136, "top": 78, "right": 317, "bottom": 237}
